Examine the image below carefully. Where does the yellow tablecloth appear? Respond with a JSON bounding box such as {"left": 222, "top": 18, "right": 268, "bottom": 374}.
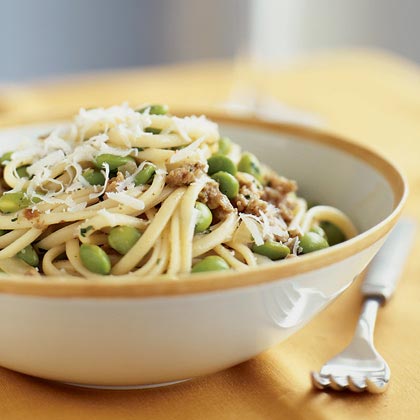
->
{"left": 0, "top": 49, "right": 419, "bottom": 419}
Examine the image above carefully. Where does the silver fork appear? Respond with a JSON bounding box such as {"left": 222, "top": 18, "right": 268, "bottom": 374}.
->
{"left": 311, "top": 219, "right": 416, "bottom": 393}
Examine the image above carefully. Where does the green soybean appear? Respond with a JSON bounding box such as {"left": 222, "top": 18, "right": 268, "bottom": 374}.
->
{"left": 299, "top": 232, "right": 329, "bottom": 254}
{"left": 17, "top": 245, "right": 39, "bottom": 267}
{"left": 237, "top": 152, "right": 262, "bottom": 182}
{"left": 137, "top": 104, "right": 168, "bottom": 115}
{"left": 320, "top": 221, "right": 346, "bottom": 246}
{"left": 16, "top": 166, "right": 29, "bottom": 178}
{"left": 31, "top": 196, "right": 43, "bottom": 204}
{"left": 252, "top": 240, "right": 290, "bottom": 260}
{"left": 217, "top": 137, "right": 232, "bottom": 155}
{"left": 211, "top": 171, "right": 239, "bottom": 199}
{"left": 134, "top": 165, "right": 155, "bottom": 186}
{"left": 0, "top": 152, "right": 12, "bottom": 165}
{"left": 310, "top": 225, "right": 327, "bottom": 240}
{"left": 95, "top": 154, "right": 136, "bottom": 171}
{"left": 0, "top": 192, "right": 30, "bottom": 213}
{"left": 108, "top": 226, "right": 142, "bottom": 255}
{"left": 83, "top": 168, "right": 105, "bottom": 186}
{"left": 194, "top": 202, "right": 213, "bottom": 233}
{"left": 191, "top": 256, "right": 229, "bottom": 273}
{"left": 144, "top": 127, "right": 162, "bottom": 134}
{"left": 207, "top": 155, "right": 237, "bottom": 176}
{"left": 79, "top": 244, "right": 111, "bottom": 275}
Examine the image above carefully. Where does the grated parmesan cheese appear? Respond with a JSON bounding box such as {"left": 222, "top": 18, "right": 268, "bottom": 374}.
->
{"left": 240, "top": 213, "right": 264, "bottom": 246}
{"left": 169, "top": 136, "right": 206, "bottom": 164}
{"left": 3, "top": 104, "right": 220, "bottom": 215}
{"left": 106, "top": 192, "right": 145, "bottom": 211}
{"left": 27, "top": 150, "right": 65, "bottom": 177}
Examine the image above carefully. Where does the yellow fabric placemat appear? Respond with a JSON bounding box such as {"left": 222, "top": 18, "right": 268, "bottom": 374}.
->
{"left": 0, "top": 49, "right": 419, "bottom": 420}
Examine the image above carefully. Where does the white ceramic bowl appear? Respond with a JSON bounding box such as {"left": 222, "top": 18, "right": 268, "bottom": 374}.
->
{"left": 0, "top": 115, "right": 407, "bottom": 388}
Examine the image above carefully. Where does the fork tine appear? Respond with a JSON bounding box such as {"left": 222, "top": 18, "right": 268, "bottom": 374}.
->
{"left": 310, "top": 372, "right": 329, "bottom": 389}
{"left": 309, "top": 221, "right": 413, "bottom": 395}
{"left": 347, "top": 376, "right": 366, "bottom": 392}
{"left": 366, "top": 378, "right": 389, "bottom": 394}
{"left": 328, "top": 375, "right": 347, "bottom": 391}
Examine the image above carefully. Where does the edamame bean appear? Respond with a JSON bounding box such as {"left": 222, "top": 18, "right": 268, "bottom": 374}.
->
{"left": 31, "top": 196, "right": 42, "bottom": 204}
{"left": 137, "top": 104, "right": 168, "bottom": 115}
{"left": 310, "top": 225, "right": 327, "bottom": 240}
{"left": 95, "top": 154, "right": 135, "bottom": 171}
{"left": 108, "top": 226, "right": 142, "bottom": 255}
{"left": 217, "top": 137, "right": 232, "bottom": 155}
{"left": 0, "top": 152, "right": 12, "bottom": 165}
{"left": 207, "top": 155, "right": 237, "bottom": 176}
{"left": 319, "top": 221, "right": 346, "bottom": 246}
{"left": 80, "top": 244, "right": 111, "bottom": 275}
{"left": 0, "top": 192, "right": 30, "bottom": 213}
{"left": 144, "top": 127, "right": 161, "bottom": 134}
{"left": 191, "top": 255, "right": 229, "bottom": 273}
{"left": 83, "top": 168, "right": 105, "bottom": 186}
{"left": 194, "top": 202, "right": 212, "bottom": 233}
{"left": 252, "top": 240, "right": 290, "bottom": 260}
{"left": 17, "top": 245, "right": 39, "bottom": 267}
{"left": 299, "top": 232, "right": 329, "bottom": 254}
{"left": 16, "top": 166, "right": 29, "bottom": 178}
{"left": 211, "top": 171, "right": 239, "bottom": 199}
{"left": 0, "top": 230, "right": 8, "bottom": 236}
{"left": 237, "top": 152, "right": 262, "bottom": 182}
{"left": 134, "top": 165, "right": 155, "bottom": 186}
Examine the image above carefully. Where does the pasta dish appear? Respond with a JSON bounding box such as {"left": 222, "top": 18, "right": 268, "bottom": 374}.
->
{"left": 0, "top": 104, "right": 357, "bottom": 278}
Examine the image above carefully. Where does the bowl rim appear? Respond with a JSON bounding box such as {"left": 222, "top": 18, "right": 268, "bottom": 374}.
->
{"left": 0, "top": 113, "right": 408, "bottom": 298}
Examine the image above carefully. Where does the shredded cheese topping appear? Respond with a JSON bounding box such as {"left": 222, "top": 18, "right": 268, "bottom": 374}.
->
{"left": 0, "top": 103, "right": 356, "bottom": 279}
{"left": 6, "top": 104, "right": 218, "bottom": 213}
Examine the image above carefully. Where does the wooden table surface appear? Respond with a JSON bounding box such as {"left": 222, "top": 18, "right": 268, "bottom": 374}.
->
{"left": 0, "top": 49, "right": 419, "bottom": 419}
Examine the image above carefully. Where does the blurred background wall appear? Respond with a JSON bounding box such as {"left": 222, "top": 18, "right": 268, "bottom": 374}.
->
{"left": 249, "top": 0, "right": 420, "bottom": 63}
{"left": 1, "top": 0, "right": 419, "bottom": 82}
{"left": 0, "top": 0, "right": 250, "bottom": 82}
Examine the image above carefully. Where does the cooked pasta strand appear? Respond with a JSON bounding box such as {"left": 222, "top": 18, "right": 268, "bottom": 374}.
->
{"left": 42, "top": 244, "right": 66, "bottom": 275}
{"left": 214, "top": 245, "right": 248, "bottom": 270}
{"left": 0, "top": 104, "right": 356, "bottom": 279}
{"left": 111, "top": 187, "right": 186, "bottom": 275}
{"left": 301, "top": 205, "right": 357, "bottom": 238}
{"left": 179, "top": 177, "right": 208, "bottom": 273}
{"left": 226, "top": 241, "right": 258, "bottom": 267}
{"left": 193, "top": 213, "right": 238, "bottom": 258}
{"left": 148, "top": 228, "right": 170, "bottom": 276}
{"left": 0, "top": 229, "right": 28, "bottom": 248}
{"left": 167, "top": 209, "right": 181, "bottom": 276}
{"left": 37, "top": 223, "right": 80, "bottom": 250}
{"left": 0, "top": 257, "right": 40, "bottom": 275}
{"left": 0, "top": 228, "right": 43, "bottom": 259}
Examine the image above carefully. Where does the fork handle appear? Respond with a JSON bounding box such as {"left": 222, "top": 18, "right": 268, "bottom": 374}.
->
{"left": 361, "top": 219, "right": 416, "bottom": 303}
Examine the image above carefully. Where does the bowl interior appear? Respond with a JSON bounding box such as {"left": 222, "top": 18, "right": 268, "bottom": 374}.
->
{"left": 220, "top": 121, "right": 395, "bottom": 233}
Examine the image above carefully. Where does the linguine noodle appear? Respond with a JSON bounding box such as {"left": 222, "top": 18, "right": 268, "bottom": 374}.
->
{"left": 0, "top": 104, "right": 357, "bottom": 279}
